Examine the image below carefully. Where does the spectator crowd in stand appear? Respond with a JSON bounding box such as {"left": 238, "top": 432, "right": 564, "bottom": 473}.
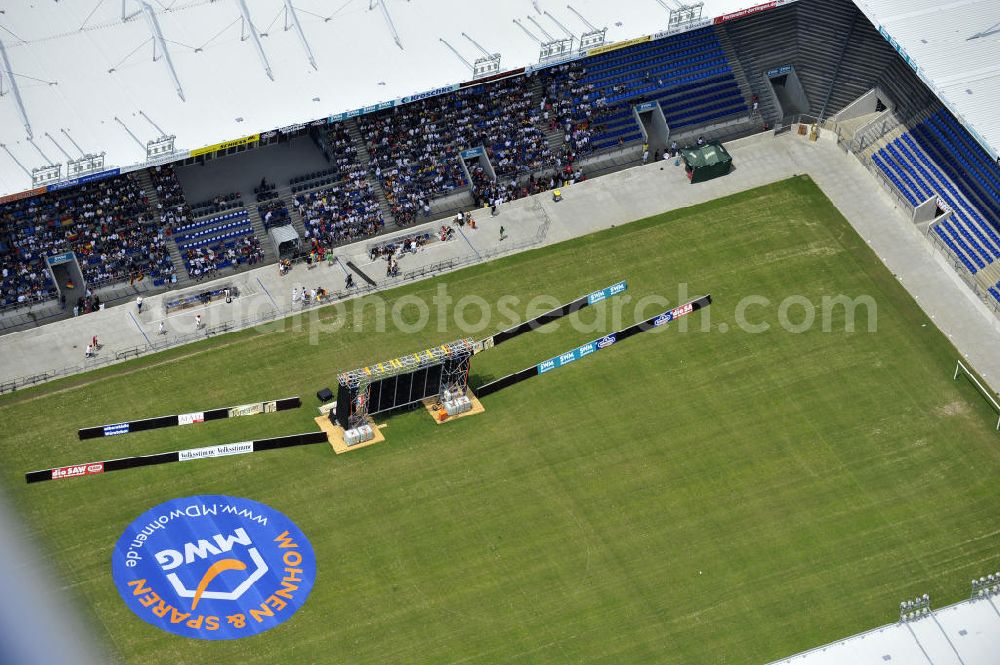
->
{"left": 541, "top": 62, "right": 607, "bottom": 161}
{"left": 324, "top": 124, "right": 361, "bottom": 180}
{"left": 294, "top": 172, "right": 385, "bottom": 250}
{"left": 358, "top": 77, "right": 551, "bottom": 225}
{"left": 0, "top": 173, "right": 175, "bottom": 309}
{"left": 358, "top": 71, "right": 588, "bottom": 221}
{"left": 6, "top": 38, "right": 744, "bottom": 313}
{"left": 183, "top": 235, "right": 263, "bottom": 280}
{"left": 149, "top": 164, "right": 191, "bottom": 233}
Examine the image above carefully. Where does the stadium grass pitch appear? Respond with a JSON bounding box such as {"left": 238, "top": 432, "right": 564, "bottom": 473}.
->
{"left": 2, "top": 176, "right": 999, "bottom": 664}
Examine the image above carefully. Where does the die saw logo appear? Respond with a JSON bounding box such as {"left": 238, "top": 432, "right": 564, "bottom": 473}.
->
{"left": 112, "top": 495, "right": 316, "bottom": 640}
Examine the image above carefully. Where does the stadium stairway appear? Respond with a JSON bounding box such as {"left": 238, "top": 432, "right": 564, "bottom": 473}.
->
{"left": 347, "top": 119, "right": 397, "bottom": 230}
{"left": 820, "top": 11, "right": 902, "bottom": 117}
{"left": 135, "top": 168, "right": 157, "bottom": 208}
{"left": 714, "top": 28, "right": 766, "bottom": 124}
{"left": 136, "top": 168, "right": 189, "bottom": 288}
{"left": 813, "top": 12, "right": 861, "bottom": 119}
{"left": 717, "top": 4, "right": 797, "bottom": 128}
{"left": 794, "top": 0, "right": 857, "bottom": 116}
{"left": 165, "top": 240, "right": 190, "bottom": 288}
{"left": 533, "top": 76, "right": 567, "bottom": 157}
{"left": 277, "top": 188, "right": 308, "bottom": 240}
{"left": 245, "top": 204, "right": 277, "bottom": 264}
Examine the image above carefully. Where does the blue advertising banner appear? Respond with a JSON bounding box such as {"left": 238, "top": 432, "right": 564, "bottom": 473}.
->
{"left": 587, "top": 280, "right": 627, "bottom": 305}
{"left": 400, "top": 83, "right": 459, "bottom": 105}
{"left": 112, "top": 495, "right": 316, "bottom": 640}
{"left": 460, "top": 147, "right": 485, "bottom": 160}
{"left": 635, "top": 101, "right": 658, "bottom": 112}
{"left": 328, "top": 100, "right": 396, "bottom": 124}
{"left": 766, "top": 64, "right": 793, "bottom": 78}
{"left": 537, "top": 334, "right": 617, "bottom": 374}
{"left": 328, "top": 83, "right": 462, "bottom": 124}
{"left": 478, "top": 295, "right": 711, "bottom": 398}
{"left": 45, "top": 252, "right": 75, "bottom": 266}
{"left": 534, "top": 296, "right": 700, "bottom": 375}
{"left": 878, "top": 25, "right": 919, "bottom": 73}
{"left": 47, "top": 168, "right": 121, "bottom": 192}
{"left": 103, "top": 422, "right": 130, "bottom": 436}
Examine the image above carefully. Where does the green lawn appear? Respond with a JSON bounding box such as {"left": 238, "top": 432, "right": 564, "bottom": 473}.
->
{"left": 2, "top": 176, "right": 998, "bottom": 664}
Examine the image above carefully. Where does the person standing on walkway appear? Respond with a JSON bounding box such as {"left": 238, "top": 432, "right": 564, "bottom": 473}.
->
{"left": 642, "top": 147, "right": 649, "bottom": 165}
{"left": 159, "top": 320, "right": 166, "bottom": 335}
{"left": 136, "top": 295, "right": 143, "bottom": 314}
{"left": 85, "top": 343, "right": 93, "bottom": 358}
{"left": 499, "top": 226, "right": 506, "bottom": 242}
{"left": 195, "top": 314, "right": 202, "bottom": 329}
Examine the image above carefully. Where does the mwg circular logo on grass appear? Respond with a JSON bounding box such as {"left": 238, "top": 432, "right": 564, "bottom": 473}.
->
{"left": 112, "top": 495, "right": 315, "bottom": 640}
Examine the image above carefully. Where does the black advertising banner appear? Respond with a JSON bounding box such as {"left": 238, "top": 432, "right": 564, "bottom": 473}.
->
{"left": 26, "top": 431, "right": 328, "bottom": 484}
{"left": 476, "top": 295, "right": 712, "bottom": 397}
{"left": 488, "top": 280, "right": 627, "bottom": 348}
{"left": 77, "top": 397, "right": 302, "bottom": 439}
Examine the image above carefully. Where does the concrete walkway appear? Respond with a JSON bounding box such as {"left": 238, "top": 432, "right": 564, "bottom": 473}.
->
{"left": 2, "top": 132, "right": 998, "bottom": 395}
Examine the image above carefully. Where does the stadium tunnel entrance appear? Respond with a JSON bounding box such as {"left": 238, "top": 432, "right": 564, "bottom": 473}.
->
{"left": 634, "top": 101, "right": 670, "bottom": 155}
{"left": 766, "top": 65, "right": 810, "bottom": 123}
{"left": 460, "top": 146, "right": 495, "bottom": 188}
{"left": 268, "top": 224, "right": 301, "bottom": 259}
{"left": 44, "top": 252, "right": 86, "bottom": 313}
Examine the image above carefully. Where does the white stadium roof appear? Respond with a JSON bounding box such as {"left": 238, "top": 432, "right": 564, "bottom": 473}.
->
{"left": 3, "top": 0, "right": 997, "bottom": 199}
{"left": 767, "top": 596, "right": 1000, "bottom": 665}
{"left": 854, "top": 0, "right": 1000, "bottom": 161}
{"left": 0, "top": 0, "right": 750, "bottom": 197}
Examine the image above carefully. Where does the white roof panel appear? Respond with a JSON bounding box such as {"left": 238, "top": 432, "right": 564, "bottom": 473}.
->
{"left": 0, "top": 0, "right": 752, "bottom": 196}
{"left": 854, "top": 0, "right": 1000, "bottom": 160}
{"left": 767, "top": 598, "right": 1000, "bottom": 665}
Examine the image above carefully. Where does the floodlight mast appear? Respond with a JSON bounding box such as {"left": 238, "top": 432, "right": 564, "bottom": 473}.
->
{"left": 61, "top": 129, "right": 87, "bottom": 158}
{"left": 115, "top": 116, "right": 147, "bottom": 151}
{"left": 527, "top": 15, "right": 555, "bottom": 41}
{"left": 27, "top": 138, "right": 60, "bottom": 187}
{"left": 513, "top": 19, "right": 543, "bottom": 44}
{"left": 27, "top": 139, "right": 53, "bottom": 166}
{"left": 543, "top": 11, "right": 575, "bottom": 39}
{"left": 0, "top": 144, "right": 33, "bottom": 177}
{"left": 566, "top": 5, "right": 606, "bottom": 51}
{"left": 461, "top": 33, "right": 496, "bottom": 60}
{"left": 138, "top": 110, "right": 168, "bottom": 137}
{"left": 439, "top": 39, "right": 474, "bottom": 72}
{"left": 566, "top": 4, "right": 598, "bottom": 31}
{"left": 655, "top": 0, "right": 705, "bottom": 29}
{"left": 45, "top": 133, "right": 73, "bottom": 161}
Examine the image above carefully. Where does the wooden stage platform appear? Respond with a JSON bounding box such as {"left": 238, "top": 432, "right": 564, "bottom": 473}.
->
{"left": 314, "top": 391, "right": 485, "bottom": 454}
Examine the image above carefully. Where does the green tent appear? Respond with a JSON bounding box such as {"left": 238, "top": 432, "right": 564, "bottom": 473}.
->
{"left": 680, "top": 141, "right": 733, "bottom": 183}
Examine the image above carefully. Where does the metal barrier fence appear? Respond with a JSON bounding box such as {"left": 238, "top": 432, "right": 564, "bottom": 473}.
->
{"left": 926, "top": 229, "right": 1000, "bottom": 316}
